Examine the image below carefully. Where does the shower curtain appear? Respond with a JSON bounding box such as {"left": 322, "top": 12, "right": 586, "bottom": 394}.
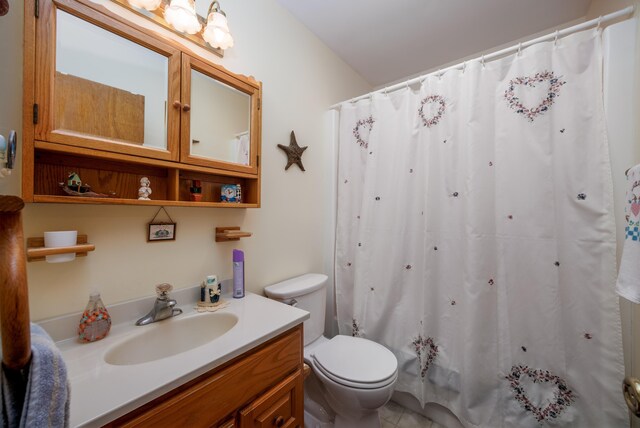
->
{"left": 335, "top": 28, "right": 627, "bottom": 427}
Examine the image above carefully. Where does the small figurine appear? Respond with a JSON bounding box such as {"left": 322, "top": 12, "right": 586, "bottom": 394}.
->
{"left": 59, "top": 171, "right": 113, "bottom": 197}
{"left": 190, "top": 180, "right": 202, "bottom": 202}
{"left": 138, "top": 177, "right": 152, "bottom": 200}
{"left": 67, "top": 172, "right": 82, "bottom": 191}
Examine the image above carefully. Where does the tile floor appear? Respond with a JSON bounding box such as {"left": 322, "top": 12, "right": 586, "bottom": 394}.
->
{"left": 380, "top": 400, "right": 446, "bottom": 428}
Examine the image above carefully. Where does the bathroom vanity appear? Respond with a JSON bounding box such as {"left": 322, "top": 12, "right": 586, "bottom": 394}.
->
{"left": 45, "top": 292, "right": 308, "bottom": 427}
{"left": 105, "top": 326, "right": 303, "bottom": 427}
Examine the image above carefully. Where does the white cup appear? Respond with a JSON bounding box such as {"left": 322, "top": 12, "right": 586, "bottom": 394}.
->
{"left": 44, "top": 230, "right": 78, "bottom": 263}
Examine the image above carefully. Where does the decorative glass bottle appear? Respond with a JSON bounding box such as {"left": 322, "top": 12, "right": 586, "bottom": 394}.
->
{"left": 78, "top": 293, "right": 111, "bottom": 343}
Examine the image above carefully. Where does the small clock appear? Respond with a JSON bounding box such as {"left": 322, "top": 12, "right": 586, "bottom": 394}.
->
{"left": 221, "top": 184, "right": 241, "bottom": 203}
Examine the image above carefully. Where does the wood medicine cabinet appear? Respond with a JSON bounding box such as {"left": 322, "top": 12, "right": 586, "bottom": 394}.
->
{"left": 23, "top": 0, "right": 262, "bottom": 207}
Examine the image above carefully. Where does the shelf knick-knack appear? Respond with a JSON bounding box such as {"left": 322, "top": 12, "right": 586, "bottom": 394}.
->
{"left": 138, "top": 177, "right": 152, "bottom": 200}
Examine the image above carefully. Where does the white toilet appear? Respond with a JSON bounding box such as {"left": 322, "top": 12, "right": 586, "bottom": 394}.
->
{"left": 265, "top": 274, "right": 398, "bottom": 428}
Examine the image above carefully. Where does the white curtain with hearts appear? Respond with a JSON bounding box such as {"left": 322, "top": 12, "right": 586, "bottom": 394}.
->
{"left": 335, "top": 29, "right": 627, "bottom": 427}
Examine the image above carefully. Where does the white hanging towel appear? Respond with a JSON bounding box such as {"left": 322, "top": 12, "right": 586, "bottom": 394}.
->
{"left": 616, "top": 163, "right": 640, "bottom": 303}
{"left": 235, "top": 133, "right": 250, "bottom": 165}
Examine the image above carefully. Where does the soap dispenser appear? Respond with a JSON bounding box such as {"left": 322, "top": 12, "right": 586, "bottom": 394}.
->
{"left": 78, "top": 293, "right": 111, "bottom": 343}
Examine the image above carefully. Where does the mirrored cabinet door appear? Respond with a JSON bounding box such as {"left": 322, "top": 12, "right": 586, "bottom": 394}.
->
{"left": 180, "top": 54, "right": 260, "bottom": 174}
{"left": 35, "top": 0, "right": 181, "bottom": 161}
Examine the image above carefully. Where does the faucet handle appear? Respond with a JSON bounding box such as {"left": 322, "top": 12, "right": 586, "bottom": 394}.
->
{"left": 155, "top": 283, "right": 173, "bottom": 299}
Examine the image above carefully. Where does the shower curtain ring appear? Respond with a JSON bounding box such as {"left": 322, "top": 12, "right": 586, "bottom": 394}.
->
{"left": 518, "top": 43, "right": 522, "bottom": 56}
{"left": 597, "top": 16, "right": 602, "bottom": 30}
{"left": 438, "top": 69, "right": 442, "bottom": 80}
{"left": 554, "top": 30, "right": 559, "bottom": 46}
{"left": 481, "top": 55, "right": 486, "bottom": 68}
{"left": 462, "top": 61, "right": 467, "bottom": 74}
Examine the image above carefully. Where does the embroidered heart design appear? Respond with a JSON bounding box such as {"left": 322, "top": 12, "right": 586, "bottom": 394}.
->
{"left": 352, "top": 318, "right": 363, "bottom": 337}
{"left": 418, "top": 95, "right": 446, "bottom": 128}
{"left": 505, "top": 365, "right": 575, "bottom": 422}
{"left": 504, "top": 71, "right": 566, "bottom": 122}
{"left": 353, "top": 116, "right": 375, "bottom": 149}
{"left": 631, "top": 202, "right": 640, "bottom": 218}
{"left": 411, "top": 335, "right": 438, "bottom": 380}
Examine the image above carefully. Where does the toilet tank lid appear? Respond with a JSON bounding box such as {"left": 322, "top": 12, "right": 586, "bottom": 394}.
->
{"left": 264, "top": 273, "right": 328, "bottom": 299}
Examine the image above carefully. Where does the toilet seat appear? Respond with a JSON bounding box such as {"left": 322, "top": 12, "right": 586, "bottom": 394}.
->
{"left": 311, "top": 335, "right": 398, "bottom": 390}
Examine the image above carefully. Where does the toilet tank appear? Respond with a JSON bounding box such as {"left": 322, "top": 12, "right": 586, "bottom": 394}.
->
{"left": 264, "top": 273, "right": 328, "bottom": 346}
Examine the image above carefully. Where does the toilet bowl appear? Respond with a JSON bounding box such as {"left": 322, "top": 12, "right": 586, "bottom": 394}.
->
{"left": 265, "top": 274, "right": 398, "bottom": 428}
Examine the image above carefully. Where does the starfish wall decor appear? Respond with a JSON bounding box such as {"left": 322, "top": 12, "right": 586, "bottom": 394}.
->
{"left": 278, "top": 131, "right": 308, "bottom": 171}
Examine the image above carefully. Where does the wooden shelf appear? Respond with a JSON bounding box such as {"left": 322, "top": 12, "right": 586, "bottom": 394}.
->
{"left": 33, "top": 195, "right": 259, "bottom": 208}
{"left": 26, "top": 234, "right": 95, "bottom": 262}
{"left": 30, "top": 148, "right": 260, "bottom": 207}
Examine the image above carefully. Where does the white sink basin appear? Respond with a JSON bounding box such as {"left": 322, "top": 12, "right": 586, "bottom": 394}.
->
{"left": 104, "top": 312, "right": 238, "bottom": 366}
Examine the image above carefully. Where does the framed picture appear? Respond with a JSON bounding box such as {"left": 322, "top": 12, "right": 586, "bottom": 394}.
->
{"left": 148, "top": 223, "right": 176, "bottom": 242}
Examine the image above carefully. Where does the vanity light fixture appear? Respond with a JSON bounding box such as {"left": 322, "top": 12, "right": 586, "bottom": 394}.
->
{"left": 117, "top": 0, "right": 233, "bottom": 53}
{"left": 164, "top": 0, "right": 202, "bottom": 34}
{"left": 202, "top": 1, "right": 234, "bottom": 50}
{"left": 126, "top": 0, "right": 161, "bottom": 11}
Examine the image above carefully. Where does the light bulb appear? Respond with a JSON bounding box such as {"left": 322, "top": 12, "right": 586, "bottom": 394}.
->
{"left": 127, "top": 0, "right": 162, "bottom": 11}
{"left": 164, "top": 0, "right": 202, "bottom": 34}
{"left": 203, "top": 10, "right": 234, "bottom": 49}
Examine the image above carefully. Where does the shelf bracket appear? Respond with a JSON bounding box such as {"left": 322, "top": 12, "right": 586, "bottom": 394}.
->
{"left": 215, "top": 227, "right": 252, "bottom": 242}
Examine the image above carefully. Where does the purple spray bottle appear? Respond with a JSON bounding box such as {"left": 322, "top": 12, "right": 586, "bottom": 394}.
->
{"left": 233, "top": 249, "right": 245, "bottom": 298}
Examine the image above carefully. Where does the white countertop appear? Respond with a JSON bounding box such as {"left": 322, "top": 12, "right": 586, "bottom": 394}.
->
{"left": 48, "top": 292, "right": 309, "bottom": 427}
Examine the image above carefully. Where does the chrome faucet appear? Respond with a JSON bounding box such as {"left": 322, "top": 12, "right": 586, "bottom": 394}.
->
{"left": 136, "top": 283, "right": 183, "bottom": 326}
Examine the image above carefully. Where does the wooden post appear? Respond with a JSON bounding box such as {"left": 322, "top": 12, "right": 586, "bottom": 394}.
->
{"left": 0, "top": 196, "right": 31, "bottom": 371}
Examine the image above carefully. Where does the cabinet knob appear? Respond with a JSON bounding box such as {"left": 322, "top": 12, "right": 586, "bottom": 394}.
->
{"left": 274, "top": 416, "right": 285, "bottom": 427}
{"left": 182, "top": 104, "right": 191, "bottom": 112}
{"left": 172, "top": 101, "right": 182, "bottom": 109}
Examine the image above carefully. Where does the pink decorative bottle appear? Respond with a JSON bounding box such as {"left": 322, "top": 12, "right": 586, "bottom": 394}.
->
{"left": 78, "top": 293, "right": 111, "bottom": 343}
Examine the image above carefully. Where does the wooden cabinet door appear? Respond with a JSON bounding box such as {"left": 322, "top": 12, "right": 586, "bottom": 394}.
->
{"left": 238, "top": 371, "right": 304, "bottom": 428}
{"left": 34, "top": 0, "right": 181, "bottom": 162}
{"left": 180, "top": 54, "right": 261, "bottom": 175}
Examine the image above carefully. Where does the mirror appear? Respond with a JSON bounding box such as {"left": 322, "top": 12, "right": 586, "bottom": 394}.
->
{"left": 189, "top": 69, "right": 251, "bottom": 166}
{"left": 55, "top": 9, "right": 169, "bottom": 149}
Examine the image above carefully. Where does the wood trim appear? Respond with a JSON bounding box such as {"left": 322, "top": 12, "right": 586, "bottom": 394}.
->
{"left": 167, "top": 169, "right": 179, "bottom": 201}
{"left": 35, "top": 141, "right": 259, "bottom": 179}
{"left": 104, "top": 325, "right": 303, "bottom": 428}
{"left": 45, "top": 131, "right": 177, "bottom": 162}
{"left": 22, "top": 0, "right": 37, "bottom": 202}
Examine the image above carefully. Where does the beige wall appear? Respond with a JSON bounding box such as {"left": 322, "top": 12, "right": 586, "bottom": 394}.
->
{"left": 0, "top": 0, "right": 371, "bottom": 320}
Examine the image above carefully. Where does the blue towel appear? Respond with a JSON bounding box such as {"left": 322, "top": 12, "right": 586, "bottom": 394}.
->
{"left": 0, "top": 324, "right": 70, "bottom": 428}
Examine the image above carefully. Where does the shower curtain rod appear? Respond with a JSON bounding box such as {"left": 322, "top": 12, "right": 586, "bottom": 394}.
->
{"left": 329, "top": 5, "right": 635, "bottom": 110}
